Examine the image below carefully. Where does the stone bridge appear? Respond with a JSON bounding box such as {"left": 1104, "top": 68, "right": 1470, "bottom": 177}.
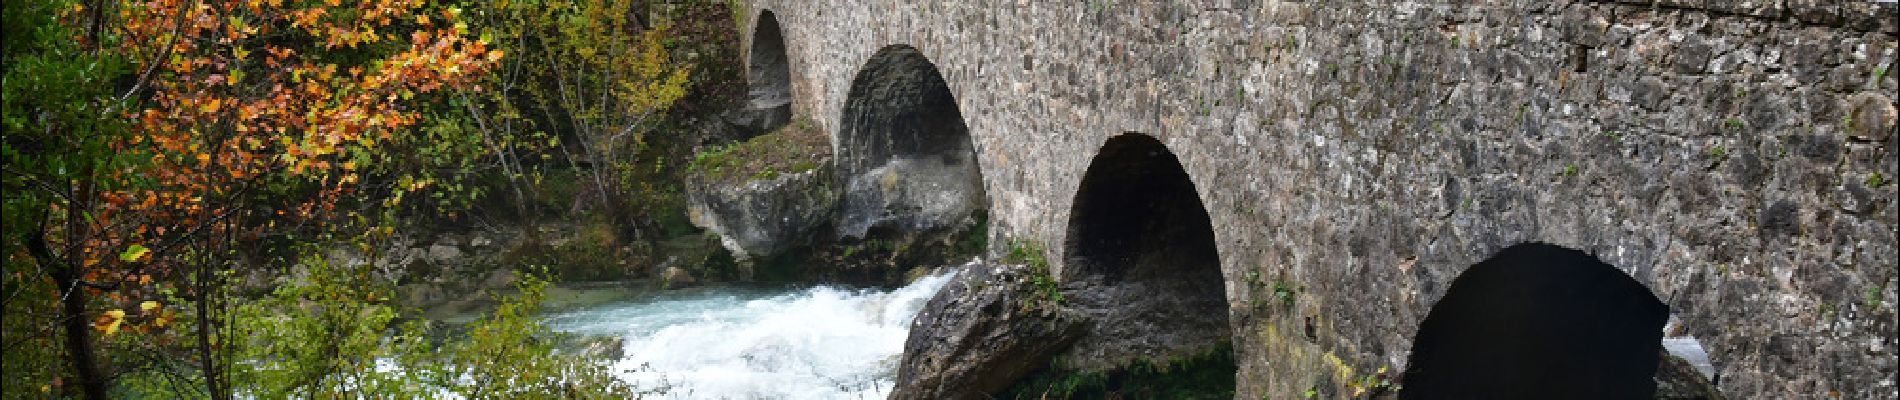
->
{"left": 731, "top": 1, "right": 1897, "bottom": 398}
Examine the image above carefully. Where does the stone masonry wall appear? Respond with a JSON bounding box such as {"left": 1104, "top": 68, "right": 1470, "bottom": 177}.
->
{"left": 743, "top": 1, "right": 1898, "bottom": 398}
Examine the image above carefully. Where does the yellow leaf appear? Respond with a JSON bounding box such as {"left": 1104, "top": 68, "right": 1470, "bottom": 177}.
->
{"left": 119, "top": 244, "right": 151, "bottom": 262}
{"left": 140, "top": 301, "right": 161, "bottom": 313}
{"left": 95, "top": 310, "right": 126, "bottom": 335}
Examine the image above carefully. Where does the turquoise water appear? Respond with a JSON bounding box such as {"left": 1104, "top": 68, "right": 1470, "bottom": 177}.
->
{"left": 546, "top": 271, "right": 957, "bottom": 399}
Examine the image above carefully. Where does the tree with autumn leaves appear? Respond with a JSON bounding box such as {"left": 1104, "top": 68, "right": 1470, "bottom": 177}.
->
{"left": 2, "top": 0, "right": 711, "bottom": 397}
{"left": 7, "top": 0, "right": 501, "bottom": 396}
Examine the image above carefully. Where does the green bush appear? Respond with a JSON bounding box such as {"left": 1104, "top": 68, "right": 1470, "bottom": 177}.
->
{"left": 111, "top": 255, "right": 638, "bottom": 398}
{"left": 225, "top": 255, "right": 435, "bottom": 398}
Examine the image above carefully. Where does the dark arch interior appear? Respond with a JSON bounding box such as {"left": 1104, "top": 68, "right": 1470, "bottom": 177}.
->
{"left": 1059, "top": 133, "right": 1231, "bottom": 380}
{"left": 1067, "top": 134, "right": 1221, "bottom": 284}
{"left": 747, "top": 11, "right": 791, "bottom": 109}
{"left": 835, "top": 45, "right": 985, "bottom": 239}
{"left": 1401, "top": 242, "right": 1667, "bottom": 399}
{"left": 733, "top": 11, "right": 793, "bottom": 135}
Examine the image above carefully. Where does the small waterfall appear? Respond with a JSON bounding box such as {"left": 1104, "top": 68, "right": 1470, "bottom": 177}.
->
{"left": 547, "top": 271, "right": 958, "bottom": 399}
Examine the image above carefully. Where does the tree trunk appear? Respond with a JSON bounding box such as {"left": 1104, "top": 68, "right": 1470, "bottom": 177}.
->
{"left": 55, "top": 274, "right": 110, "bottom": 400}
{"left": 29, "top": 229, "right": 109, "bottom": 400}
{"left": 198, "top": 273, "right": 229, "bottom": 400}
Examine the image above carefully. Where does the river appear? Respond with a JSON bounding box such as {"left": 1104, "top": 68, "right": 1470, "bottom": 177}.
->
{"left": 544, "top": 270, "right": 958, "bottom": 399}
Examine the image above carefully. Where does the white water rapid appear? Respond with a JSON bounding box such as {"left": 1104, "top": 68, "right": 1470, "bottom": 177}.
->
{"left": 546, "top": 271, "right": 958, "bottom": 399}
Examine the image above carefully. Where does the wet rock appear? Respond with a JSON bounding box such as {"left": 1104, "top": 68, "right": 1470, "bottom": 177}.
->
{"left": 661, "top": 266, "right": 697, "bottom": 289}
{"left": 576, "top": 335, "right": 626, "bottom": 361}
{"left": 892, "top": 262, "right": 1089, "bottom": 400}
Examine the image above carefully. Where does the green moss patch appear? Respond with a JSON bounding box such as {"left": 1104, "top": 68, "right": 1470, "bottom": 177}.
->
{"left": 690, "top": 118, "right": 829, "bottom": 184}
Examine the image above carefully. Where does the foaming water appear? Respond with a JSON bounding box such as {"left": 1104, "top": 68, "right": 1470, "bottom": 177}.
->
{"left": 546, "top": 271, "right": 958, "bottom": 399}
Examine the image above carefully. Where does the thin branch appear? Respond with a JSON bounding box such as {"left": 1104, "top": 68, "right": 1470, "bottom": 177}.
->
{"left": 108, "top": 0, "right": 197, "bottom": 115}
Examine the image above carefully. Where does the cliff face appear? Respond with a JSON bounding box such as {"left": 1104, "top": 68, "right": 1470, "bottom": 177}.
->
{"left": 746, "top": 1, "right": 1899, "bottom": 397}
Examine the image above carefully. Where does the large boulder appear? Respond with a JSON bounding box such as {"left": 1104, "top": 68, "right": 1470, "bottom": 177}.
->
{"left": 891, "top": 262, "right": 1090, "bottom": 400}
{"left": 685, "top": 119, "right": 836, "bottom": 271}
{"left": 686, "top": 162, "right": 836, "bottom": 263}
{"left": 835, "top": 153, "right": 986, "bottom": 240}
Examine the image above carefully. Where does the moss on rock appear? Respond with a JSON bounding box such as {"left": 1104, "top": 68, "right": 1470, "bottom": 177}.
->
{"left": 689, "top": 117, "right": 829, "bottom": 184}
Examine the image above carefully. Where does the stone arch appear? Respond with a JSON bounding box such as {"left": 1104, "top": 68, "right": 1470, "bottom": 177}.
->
{"left": 1058, "top": 132, "right": 1232, "bottom": 377}
{"left": 834, "top": 45, "right": 986, "bottom": 240}
{"left": 747, "top": 10, "right": 791, "bottom": 110}
{"left": 1401, "top": 242, "right": 1667, "bottom": 399}
{"left": 738, "top": 10, "right": 792, "bottom": 133}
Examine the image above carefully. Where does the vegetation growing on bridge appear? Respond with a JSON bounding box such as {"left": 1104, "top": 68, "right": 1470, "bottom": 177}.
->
{"left": 1002, "top": 238, "right": 1064, "bottom": 309}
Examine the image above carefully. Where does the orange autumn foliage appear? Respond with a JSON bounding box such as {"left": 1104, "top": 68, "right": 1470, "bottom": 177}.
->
{"left": 66, "top": 0, "right": 499, "bottom": 321}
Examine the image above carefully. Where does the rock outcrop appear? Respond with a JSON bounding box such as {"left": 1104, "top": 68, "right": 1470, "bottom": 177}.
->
{"left": 835, "top": 154, "right": 987, "bottom": 240}
{"left": 686, "top": 164, "right": 836, "bottom": 263}
{"left": 892, "top": 262, "right": 1089, "bottom": 400}
{"left": 684, "top": 118, "right": 836, "bottom": 273}
{"left": 685, "top": 111, "right": 988, "bottom": 284}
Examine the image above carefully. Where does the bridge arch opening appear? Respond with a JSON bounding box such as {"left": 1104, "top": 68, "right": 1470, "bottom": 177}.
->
{"left": 747, "top": 10, "right": 791, "bottom": 110}
{"left": 738, "top": 10, "right": 792, "bottom": 134}
{"left": 1053, "top": 132, "right": 1233, "bottom": 394}
{"left": 835, "top": 45, "right": 986, "bottom": 241}
{"left": 1401, "top": 242, "right": 1666, "bottom": 399}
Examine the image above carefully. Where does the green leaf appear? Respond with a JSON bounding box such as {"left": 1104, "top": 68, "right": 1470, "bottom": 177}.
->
{"left": 120, "top": 244, "right": 150, "bottom": 262}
